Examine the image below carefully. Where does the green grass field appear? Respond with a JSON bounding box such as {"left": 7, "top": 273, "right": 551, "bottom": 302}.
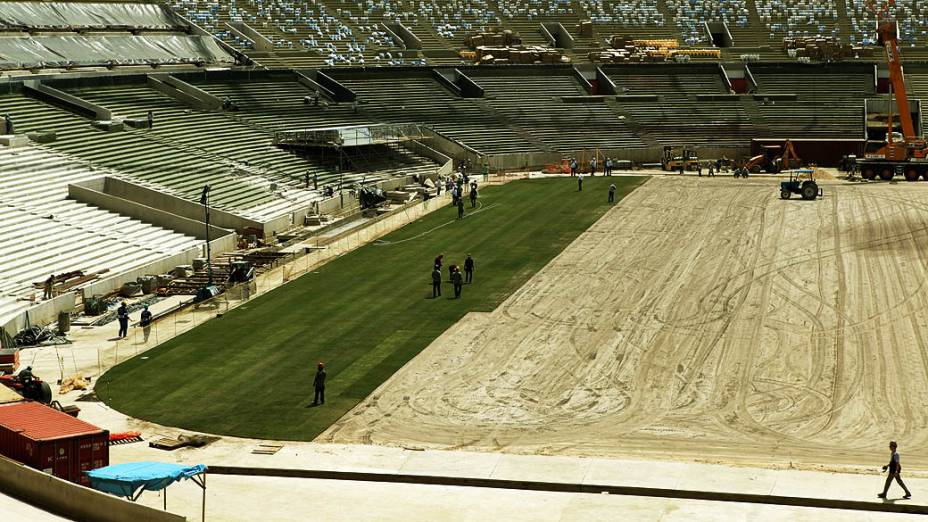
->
{"left": 100, "top": 176, "right": 645, "bottom": 440}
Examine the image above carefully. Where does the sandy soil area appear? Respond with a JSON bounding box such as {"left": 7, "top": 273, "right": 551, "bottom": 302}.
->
{"left": 322, "top": 176, "right": 928, "bottom": 469}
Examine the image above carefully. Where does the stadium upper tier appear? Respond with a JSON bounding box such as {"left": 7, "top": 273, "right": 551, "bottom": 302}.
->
{"left": 165, "top": 0, "right": 928, "bottom": 67}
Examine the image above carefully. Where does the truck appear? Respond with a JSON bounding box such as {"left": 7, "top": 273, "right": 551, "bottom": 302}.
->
{"left": 857, "top": 3, "right": 928, "bottom": 181}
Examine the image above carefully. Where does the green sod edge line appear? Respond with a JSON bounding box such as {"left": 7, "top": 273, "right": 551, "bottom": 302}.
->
{"left": 99, "top": 177, "right": 647, "bottom": 441}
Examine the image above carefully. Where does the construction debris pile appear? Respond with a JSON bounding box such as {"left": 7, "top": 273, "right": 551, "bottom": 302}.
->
{"left": 461, "top": 27, "right": 569, "bottom": 64}
{"left": 782, "top": 36, "right": 873, "bottom": 60}
{"left": 463, "top": 28, "right": 521, "bottom": 48}
{"left": 589, "top": 36, "right": 720, "bottom": 63}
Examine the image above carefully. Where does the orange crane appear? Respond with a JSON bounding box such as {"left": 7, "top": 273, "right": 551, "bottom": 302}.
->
{"left": 859, "top": 0, "right": 928, "bottom": 181}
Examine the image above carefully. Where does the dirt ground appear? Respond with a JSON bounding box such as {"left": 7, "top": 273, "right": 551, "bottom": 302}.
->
{"left": 322, "top": 176, "right": 928, "bottom": 470}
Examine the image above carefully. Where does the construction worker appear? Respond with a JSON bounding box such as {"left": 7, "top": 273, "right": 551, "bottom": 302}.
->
{"left": 457, "top": 198, "right": 464, "bottom": 219}
{"left": 708, "top": 163, "right": 715, "bottom": 177}
{"left": 570, "top": 157, "right": 578, "bottom": 176}
{"left": 482, "top": 161, "right": 489, "bottom": 182}
{"left": 464, "top": 254, "right": 475, "bottom": 283}
{"left": 434, "top": 254, "right": 444, "bottom": 271}
{"left": 698, "top": 162, "right": 703, "bottom": 177}
{"left": 147, "top": 110, "right": 153, "bottom": 129}
{"left": 4, "top": 114, "right": 13, "bottom": 134}
{"left": 605, "top": 157, "right": 613, "bottom": 176}
{"left": 879, "top": 441, "right": 912, "bottom": 499}
{"left": 17, "top": 366, "right": 33, "bottom": 384}
{"left": 431, "top": 266, "right": 442, "bottom": 298}
{"left": 577, "top": 173, "right": 584, "bottom": 191}
{"left": 43, "top": 274, "right": 54, "bottom": 300}
{"left": 608, "top": 183, "right": 616, "bottom": 203}
{"left": 312, "top": 362, "right": 326, "bottom": 406}
{"left": 451, "top": 267, "right": 464, "bottom": 298}
{"left": 589, "top": 157, "right": 597, "bottom": 176}
{"left": 469, "top": 182, "right": 478, "bottom": 208}
{"left": 139, "top": 305, "right": 153, "bottom": 343}
{"left": 117, "top": 301, "right": 129, "bottom": 339}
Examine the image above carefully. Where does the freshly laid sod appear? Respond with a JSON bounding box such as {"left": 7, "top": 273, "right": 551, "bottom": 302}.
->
{"left": 100, "top": 176, "right": 645, "bottom": 440}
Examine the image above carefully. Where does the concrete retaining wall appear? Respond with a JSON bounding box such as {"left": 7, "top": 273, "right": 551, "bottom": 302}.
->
{"left": 0, "top": 455, "right": 184, "bottom": 522}
{"left": 69, "top": 179, "right": 232, "bottom": 241}
{"left": 102, "top": 177, "right": 263, "bottom": 233}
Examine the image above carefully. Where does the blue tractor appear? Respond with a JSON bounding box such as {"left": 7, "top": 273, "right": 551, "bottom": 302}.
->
{"left": 780, "top": 169, "right": 823, "bottom": 200}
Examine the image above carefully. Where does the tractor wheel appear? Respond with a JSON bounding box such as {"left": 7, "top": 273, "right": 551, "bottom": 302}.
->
{"left": 780, "top": 189, "right": 791, "bottom": 199}
{"left": 750, "top": 165, "right": 762, "bottom": 174}
{"left": 879, "top": 168, "right": 895, "bottom": 181}
{"left": 861, "top": 167, "right": 876, "bottom": 180}
{"left": 801, "top": 182, "right": 818, "bottom": 200}
{"left": 905, "top": 168, "right": 920, "bottom": 182}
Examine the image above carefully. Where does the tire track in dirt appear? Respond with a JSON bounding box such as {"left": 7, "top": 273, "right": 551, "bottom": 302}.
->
{"left": 322, "top": 179, "right": 928, "bottom": 468}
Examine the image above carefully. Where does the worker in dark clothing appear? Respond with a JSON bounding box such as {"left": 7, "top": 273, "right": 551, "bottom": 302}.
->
{"left": 577, "top": 173, "right": 584, "bottom": 191}
{"left": 464, "top": 254, "right": 474, "bottom": 283}
{"left": 312, "top": 362, "right": 326, "bottom": 406}
{"left": 43, "top": 274, "right": 54, "bottom": 299}
{"left": 313, "top": 173, "right": 318, "bottom": 190}
{"left": 434, "top": 254, "right": 444, "bottom": 271}
{"left": 451, "top": 267, "right": 464, "bottom": 298}
{"left": 469, "top": 183, "right": 478, "bottom": 208}
{"left": 879, "top": 441, "right": 912, "bottom": 499}
{"left": 590, "top": 158, "right": 597, "bottom": 176}
{"left": 17, "top": 366, "right": 33, "bottom": 384}
{"left": 697, "top": 162, "right": 703, "bottom": 177}
{"left": 4, "top": 114, "right": 13, "bottom": 134}
{"left": 569, "top": 158, "right": 578, "bottom": 176}
{"left": 432, "top": 267, "right": 442, "bottom": 298}
{"left": 117, "top": 301, "right": 129, "bottom": 339}
{"left": 608, "top": 183, "right": 616, "bottom": 203}
{"left": 448, "top": 263, "right": 457, "bottom": 282}
{"left": 139, "top": 305, "right": 153, "bottom": 343}
{"left": 708, "top": 164, "right": 715, "bottom": 177}
{"left": 147, "top": 110, "right": 154, "bottom": 129}
{"left": 457, "top": 198, "right": 465, "bottom": 219}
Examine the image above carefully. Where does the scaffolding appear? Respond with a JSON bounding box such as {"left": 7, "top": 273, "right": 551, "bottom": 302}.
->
{"left": 273, "top": 123, "right": 428, "bottom": 149}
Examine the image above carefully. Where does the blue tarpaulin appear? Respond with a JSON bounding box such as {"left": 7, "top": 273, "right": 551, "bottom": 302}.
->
{"left": 87, "top": 461, "right": 207, "bottom": 499}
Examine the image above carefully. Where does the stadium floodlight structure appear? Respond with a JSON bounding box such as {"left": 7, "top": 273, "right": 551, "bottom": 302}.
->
{"left": 199, "top": 184, "right": 213, "bottom": 285}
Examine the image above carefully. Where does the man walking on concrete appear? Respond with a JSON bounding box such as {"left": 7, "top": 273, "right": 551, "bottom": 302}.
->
{"left": 464, "top": 254, "right": 475, "bottom": 283}
{"left": 432, "top": 266, "right": 442, "bottom": 298}
{"left": 608, "top": 183, "right": 616, "bottom": 203}
{"left": 139, "top": 305, "right": 153, "bottom": 343}
{"left": 117, "top": 301, "right": 129, "bottom": 339}
{"left": 577, "top": 173, "right": 584, "bottom": 192}
{"left": 879, "top": 441, "right": 912, "bottom": 499}
{"left": 452, "top": 267, "right": 464, "bottom": 298}
{"left": 312, "top": 362, "right": 326, "bottom": 406}
{"left": 43, "top": 274, "right": 54, "bottom": 300}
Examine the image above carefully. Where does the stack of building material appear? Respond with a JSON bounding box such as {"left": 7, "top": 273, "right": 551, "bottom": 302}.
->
{"left": 464, "top": 28, "right": 521, "bottom": 49}
{"left": 475, "top": 46, "right": 569, "bottom": 64}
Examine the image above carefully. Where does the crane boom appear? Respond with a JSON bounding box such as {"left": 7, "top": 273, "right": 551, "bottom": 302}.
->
{"left": 878, "top": 13, "right": 917, "bottom": 139}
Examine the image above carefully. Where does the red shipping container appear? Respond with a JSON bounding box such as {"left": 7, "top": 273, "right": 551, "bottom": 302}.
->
{"left": 0, "top": 401, "right": 108, "bottom": 486}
